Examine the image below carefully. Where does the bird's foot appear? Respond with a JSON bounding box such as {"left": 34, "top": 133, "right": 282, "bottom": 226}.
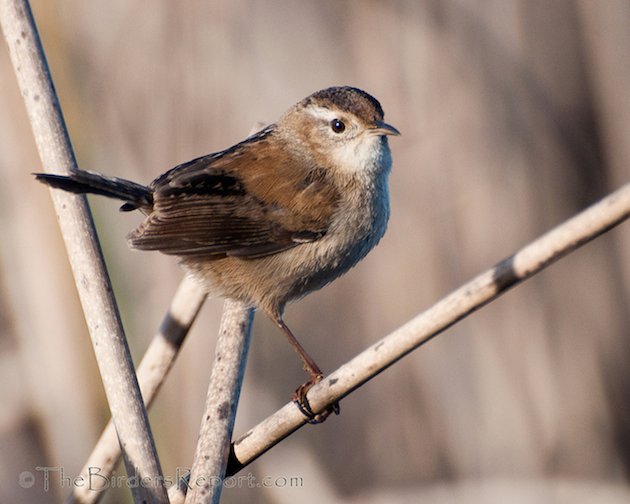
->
{"left": 292, "top": 374, "right": 340, "bottom": 424}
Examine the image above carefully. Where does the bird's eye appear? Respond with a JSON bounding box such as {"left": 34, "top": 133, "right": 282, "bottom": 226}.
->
{"left": 330, "top": 119, "right": 346, "bottom": 133}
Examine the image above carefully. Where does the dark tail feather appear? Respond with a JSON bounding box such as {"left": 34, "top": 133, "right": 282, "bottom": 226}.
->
{"left": 34, "top": 170, "right": 153, "bottom": 211}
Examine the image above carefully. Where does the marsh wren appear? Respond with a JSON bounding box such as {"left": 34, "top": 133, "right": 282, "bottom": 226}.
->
{"left": 36, "top": 86, "right": 399, "bottom": 420}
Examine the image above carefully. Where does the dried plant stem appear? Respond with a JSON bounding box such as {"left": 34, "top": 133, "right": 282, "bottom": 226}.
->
{"left": 66, "top": 276, "right": 206, "bottom": 504}
{"left": 0, "top": 1, "right": 168, "bottom": 503}
{"left": 173, "top": 301, "right": 253, "bottom": 504}
{"left": 224, "top": 182, "right": 630, "bottom": 475}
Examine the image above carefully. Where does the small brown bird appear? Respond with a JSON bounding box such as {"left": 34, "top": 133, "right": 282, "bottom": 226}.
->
{"left": 36, "top": 86, "right": 399, "bottom": 420}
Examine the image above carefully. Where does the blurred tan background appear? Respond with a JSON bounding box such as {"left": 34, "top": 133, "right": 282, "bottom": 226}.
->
{"left": 1, "top": 1, "right": 630, "bottom": 503}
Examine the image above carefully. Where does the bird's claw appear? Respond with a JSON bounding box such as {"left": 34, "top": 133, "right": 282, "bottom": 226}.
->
{"left": 292, "top": 374, "right": 340, "bottom": 424}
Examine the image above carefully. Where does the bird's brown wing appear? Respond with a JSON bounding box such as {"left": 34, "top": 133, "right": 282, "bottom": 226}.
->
{"left": 128, "top": 127, "right": 338, "bottom": 258}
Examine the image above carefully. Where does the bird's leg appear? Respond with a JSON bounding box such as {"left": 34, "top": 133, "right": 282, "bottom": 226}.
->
{"left": 274, "top": 317, "right": 340, "bottom": 423}
{"left": 276, "top": 317, "right": 323, "bottom": 378}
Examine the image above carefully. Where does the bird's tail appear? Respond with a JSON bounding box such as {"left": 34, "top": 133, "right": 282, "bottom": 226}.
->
{"left": 34, "top": 170, "right": 153, "bottom": 212}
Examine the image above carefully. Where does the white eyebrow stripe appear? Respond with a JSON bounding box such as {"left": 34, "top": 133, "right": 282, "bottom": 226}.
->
{"left": 304, "top": 106, "right": 339, "bottom": 122}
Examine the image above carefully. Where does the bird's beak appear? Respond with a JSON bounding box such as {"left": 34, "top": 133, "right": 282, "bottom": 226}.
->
{"left": 371, "top": 121, "right": 401, "bottom": 137}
